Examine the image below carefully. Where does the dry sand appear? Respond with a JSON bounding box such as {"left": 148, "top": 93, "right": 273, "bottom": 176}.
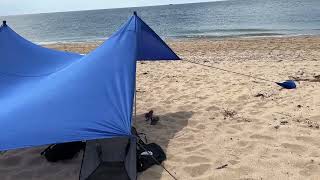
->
{"left": 1, "top": 36, "right": 320, "bottom": 180}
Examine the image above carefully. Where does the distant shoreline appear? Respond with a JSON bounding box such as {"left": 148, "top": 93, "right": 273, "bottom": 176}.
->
{"left": 39, "top": 34, "right": 320, "bottom": 45}
{"left": 44, "top": 35, "right": 320, "bottom": 59}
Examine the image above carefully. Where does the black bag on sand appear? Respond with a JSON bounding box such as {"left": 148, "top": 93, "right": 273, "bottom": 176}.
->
{"left": 137, "top": 143, "right": 166, "bottom": 172}
{"left": 41, "top": 141, "right": 86, "bottom": 162}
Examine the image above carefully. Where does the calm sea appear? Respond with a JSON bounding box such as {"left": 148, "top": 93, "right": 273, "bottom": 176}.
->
{"left": 1, "top": 0, "right": 320, "bottom": 43}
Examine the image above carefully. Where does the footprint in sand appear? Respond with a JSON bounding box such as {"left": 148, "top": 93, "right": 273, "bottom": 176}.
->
{"left": 228, "top": 159, "right": 240, "bottom": 165}
{"left": 238, "top": 142, "right": 257, "bottom": 153}
{"left": 309, "top": 151, "right": 320, "bottom": 158}
{"left": 205, "top": 105, "right": 220, "bottom": 111}
{"left": 183, "top": 144, "right": 205, "bottom": 152}
{"left": 37, "top": 165, "right": 62, "bottom": 176}
{"left": 249, "top": 124, "right": 264, "bottom": 131}
{"left": 281, "top": 143, "right": 307, "bottom": 154}
{"left": 296, "top": 136, "right": 320, "bottom": 147}
{"left": 27, "top": 148, "right": 43, "bottom": 155}
{"left": 12, "top": 170, "right": 35, "bottom": 179}
{"left": 188, "top": 121, "right": 199, "bottom": 127}
{"left": 237, "top": 94, "right": 250, "bottom": 101}
{"left": 225, "top": 130, "right": 238, "bottom": 134}
{"left": 271, "top": 154, "right": 279, "bottom": 158}
{"left": 256, "top": 101, "right": 268, "bottom": 107}
{"left": 178, "top": 105, "right": 194, "bottom": 111}
{"left": 309, "top": 115, "right": 320, "bottom": 122}
{"left": 250, "top": 134, "right": 274, "bottom": 140}
{"left": 249, "top": 111, "right": 261, "bottom": 115}
{"left": 176, "top": 95, "right": 190, "bottom": 101}
{"left": 184, "top": 156, "right": 210, "bottom": 164}
{"left": 25, "top": 156, "right": 43, "bottom": 166}
{"left": 169, "top": 155, "right": 184, "bottom": 163}
{"left": 299, "top": 164, "right": 320, "bottom": 177}
{"left": 229, "top": 124, "right": 243, "bottom": 131}
{"left": 183, "top": 164, "right": 211, "bottom": 177}
{"left": 0, "top": 155, "right": 22, "bottom": 167}
{"left": 237, "top": 140, "right": 250, "bottom": 147}
{"left": 162, "top": 99, "right": 173, "bottom": 105}
{"left": 196, "top": 123, "right": 206, "bottom": 130}
{"left": 177, "top": 134, "right": 195, "bottom": 141}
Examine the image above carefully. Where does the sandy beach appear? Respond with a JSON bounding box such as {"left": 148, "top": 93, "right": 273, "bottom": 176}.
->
{"left": 1, "top": 36, "right": 320, "bottom": 180}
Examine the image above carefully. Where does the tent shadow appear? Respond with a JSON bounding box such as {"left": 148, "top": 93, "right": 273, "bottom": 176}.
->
{"left": 0, "top": 111, "right": 192, "bottom": 180}
{"left": 134, "top": 111, "right": 193, "bottom": 179}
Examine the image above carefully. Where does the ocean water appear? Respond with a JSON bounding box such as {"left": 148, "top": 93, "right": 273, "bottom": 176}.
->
{"left": 1, "top": 0, "right": 320, "bottom": 43}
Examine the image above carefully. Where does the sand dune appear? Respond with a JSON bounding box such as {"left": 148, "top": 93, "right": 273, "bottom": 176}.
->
{"left": 1, "top": 36, "right": 320, "bottom": 180}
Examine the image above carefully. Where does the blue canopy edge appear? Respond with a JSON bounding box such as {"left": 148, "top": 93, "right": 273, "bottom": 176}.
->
{"left": 134, "top": 13, "right": 181, "bottom": 60}
{"left": 0, "top": 13, "right": 180, "bottom": 151}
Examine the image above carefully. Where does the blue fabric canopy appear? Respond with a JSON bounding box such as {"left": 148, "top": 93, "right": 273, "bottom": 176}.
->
{"left": 0, "top": 13, "right": 180, "bottom": 151}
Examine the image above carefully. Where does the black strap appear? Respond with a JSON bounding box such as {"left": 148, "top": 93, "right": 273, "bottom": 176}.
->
{"left": 137, "top": 133, "right": 148, "bottom": 144}
{"left": 40, "top": 144, "right": 55, "bottom": 156}
{"left": 96, "top": 143, "right": 103, "bottom": 163}
{"left": 78, "top": 142, "right": 87, "bottom": 180}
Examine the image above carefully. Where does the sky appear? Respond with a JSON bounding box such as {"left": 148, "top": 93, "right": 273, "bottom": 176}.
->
{"left": 0, "top": 0, "right": 223, "bottom": 16}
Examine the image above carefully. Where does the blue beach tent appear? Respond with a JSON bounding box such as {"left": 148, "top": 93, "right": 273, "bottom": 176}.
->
{"left": 0, "top": 12, "right": 180, "bottom": 151}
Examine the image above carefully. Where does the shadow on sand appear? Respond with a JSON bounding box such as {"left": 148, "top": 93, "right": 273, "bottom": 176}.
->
{"left": 134, "top": 111, "right": 194, "bottom": 180}
{"left": 0, "top": 111, "right": 192, "bottom": 180}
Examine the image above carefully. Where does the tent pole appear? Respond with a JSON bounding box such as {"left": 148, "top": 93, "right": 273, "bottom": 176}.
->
{"left": 133, "top": 60, "right": 137, "bottom": 126}
{"left": 133, "top": 11, "right": 138, "bottom": 127}
{"left": 134, "top": 85, "right": 137, "bottom": 126}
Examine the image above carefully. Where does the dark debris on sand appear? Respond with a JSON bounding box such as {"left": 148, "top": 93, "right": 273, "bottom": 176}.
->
{"left": 216, "top": 164, "right": 228, "bottom": 169}
{"left": 289, "top": 74, "right": 320, "bottom": 82}
{"left": 222, "top": 109, "right": 237, "bottom": 119}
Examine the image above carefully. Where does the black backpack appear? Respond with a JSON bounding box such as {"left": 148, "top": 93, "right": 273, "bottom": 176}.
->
{"left": 132, "top": 127, "right": 166, "bottom": 172}
{"left": 41, "top": 141, "right": 86, "bottom": 162}
{"left": 136, "top": 143, "right": 166, "bottom": 172}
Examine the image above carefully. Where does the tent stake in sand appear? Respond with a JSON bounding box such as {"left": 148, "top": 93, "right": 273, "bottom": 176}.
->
{"left": 185, "top": 60, "right": 297, "bottom": 89}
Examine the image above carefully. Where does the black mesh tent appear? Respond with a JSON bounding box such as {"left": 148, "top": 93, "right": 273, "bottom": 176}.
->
{"left": 79, "top": 137, "right": 136, "bottom": 180}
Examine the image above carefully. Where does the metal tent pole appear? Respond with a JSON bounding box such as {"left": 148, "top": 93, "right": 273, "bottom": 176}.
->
{"left": 134, "top": 85, "right": 137, "bottom": 126}
{"left": 133, "top": 11, "right": 138, "bottom": 126}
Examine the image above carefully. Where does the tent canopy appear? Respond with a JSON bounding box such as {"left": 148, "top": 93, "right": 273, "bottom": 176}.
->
{"left": 0, "top": 12, "right": 180, "bottom": 151}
